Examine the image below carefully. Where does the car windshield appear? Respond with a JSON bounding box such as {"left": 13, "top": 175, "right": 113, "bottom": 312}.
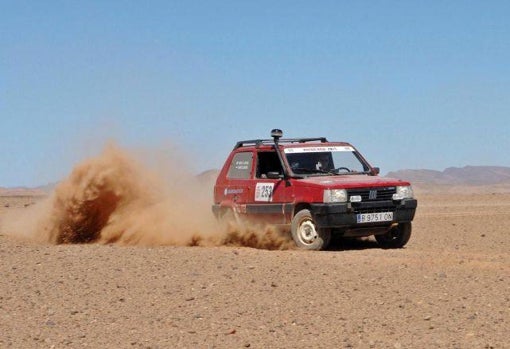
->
{"left": 284, "top": 146, "right": 369, "bottom": 176}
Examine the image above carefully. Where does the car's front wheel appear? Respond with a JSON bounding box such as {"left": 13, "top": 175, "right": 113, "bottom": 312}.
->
{"left": 291, "top": 209, "right": 331, "bottom": 250}
{"left": 374, "top": 222, "right": 412, "bottom": 249}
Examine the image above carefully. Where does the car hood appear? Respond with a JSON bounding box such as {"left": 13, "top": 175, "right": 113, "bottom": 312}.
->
{"left": 296, "top": 175, "right": 410, "bottom": 189}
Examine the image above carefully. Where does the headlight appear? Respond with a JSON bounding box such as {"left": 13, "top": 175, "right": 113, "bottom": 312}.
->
{"left": 323, "top": 189, "right": 347, "bottom": 203}
{"left": 393, "top": 186, "right": 414, "bottom": 200}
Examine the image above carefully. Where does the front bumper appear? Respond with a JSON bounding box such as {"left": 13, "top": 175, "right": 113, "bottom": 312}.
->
{"left": 310, "top": 199, "right": 417, "bottom": 229}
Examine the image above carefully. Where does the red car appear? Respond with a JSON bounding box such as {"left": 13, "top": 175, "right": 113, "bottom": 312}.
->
{"left": 213, "top": 129, "right": 417, "bottom": 250}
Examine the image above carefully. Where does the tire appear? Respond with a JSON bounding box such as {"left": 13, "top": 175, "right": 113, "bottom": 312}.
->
{"left": 291, "top": 209, "right": 331, "bottom": 250}
{"left": 375, "top": 222, "right": 412, "bottom": 249}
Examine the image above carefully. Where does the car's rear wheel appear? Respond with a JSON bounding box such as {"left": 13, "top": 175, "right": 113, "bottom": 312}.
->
{"left": 291, "top": 209, "right": 331, "bottom": 250}
{"left": 374, "top": 222, "right": 412, "bottom": 249}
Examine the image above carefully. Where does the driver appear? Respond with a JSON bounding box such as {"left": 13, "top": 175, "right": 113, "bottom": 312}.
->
{"left": 316, "top": 153, "right": 332, "bottom": 171}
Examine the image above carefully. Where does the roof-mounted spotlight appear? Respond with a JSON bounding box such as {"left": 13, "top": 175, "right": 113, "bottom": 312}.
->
{"left": 271, "top": 129, "right": 283, "bottom": 143}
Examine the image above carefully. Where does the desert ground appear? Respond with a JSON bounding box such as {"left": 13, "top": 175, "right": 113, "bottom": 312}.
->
{"left": 0, "top": 192, "right": 509, "bottom": 348}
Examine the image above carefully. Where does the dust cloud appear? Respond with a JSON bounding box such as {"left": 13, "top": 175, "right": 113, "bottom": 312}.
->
{"left": 1, "top": 144, "right": 293, "bottom": 250}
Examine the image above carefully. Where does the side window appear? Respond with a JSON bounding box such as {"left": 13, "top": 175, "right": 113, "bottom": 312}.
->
{"left": 227, "top": 152, "right": 253, "bottom": 179}
{"left": 257, "top": 151, "right": 283, "bottom": 178}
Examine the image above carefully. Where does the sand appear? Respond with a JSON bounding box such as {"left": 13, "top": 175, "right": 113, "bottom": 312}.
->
{"left": 0, "top": 192, "right": 509, "bottom": 348}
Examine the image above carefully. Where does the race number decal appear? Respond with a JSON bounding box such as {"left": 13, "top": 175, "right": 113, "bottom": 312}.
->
{"left": 255, "top": 183, "right": 274, "bottom": 202}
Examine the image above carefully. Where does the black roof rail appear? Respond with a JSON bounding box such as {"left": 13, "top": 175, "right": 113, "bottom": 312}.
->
{"left": 234, "top": 137, "right": 328, "bottom": 150}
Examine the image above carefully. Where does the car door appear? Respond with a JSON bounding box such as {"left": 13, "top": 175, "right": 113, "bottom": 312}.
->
{"left": 246, "top": 150, "right": 294, "bottom": 224}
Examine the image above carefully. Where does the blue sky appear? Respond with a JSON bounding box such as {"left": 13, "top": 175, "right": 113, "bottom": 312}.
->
{"left": 2, "top": 1, "right": 509, "bottom": 187}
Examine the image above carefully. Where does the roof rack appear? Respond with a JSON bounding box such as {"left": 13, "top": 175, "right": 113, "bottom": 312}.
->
{"left": 234, "top": 137, "right": 328, "bottom": 150}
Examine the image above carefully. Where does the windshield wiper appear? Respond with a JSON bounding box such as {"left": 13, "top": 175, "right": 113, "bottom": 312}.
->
{"left": 329, "top": 170, "right": 369, "bottom": 175}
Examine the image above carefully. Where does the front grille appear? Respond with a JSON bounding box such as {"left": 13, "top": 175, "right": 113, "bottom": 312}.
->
{"left": 347, "top": 187, "right": 396, "bottom": 202}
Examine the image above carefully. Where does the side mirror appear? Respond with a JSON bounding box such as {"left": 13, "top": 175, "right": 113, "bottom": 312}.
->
{"left": 266, "top": 171, "right": 283, "bottom": 179}
{"left": 370, "top": 167, "right": 380, "bottom": 176}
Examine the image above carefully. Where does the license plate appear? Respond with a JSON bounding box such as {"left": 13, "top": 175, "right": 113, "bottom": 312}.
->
{"left": 356, "top": 212, "right": 393, "bottom": 223}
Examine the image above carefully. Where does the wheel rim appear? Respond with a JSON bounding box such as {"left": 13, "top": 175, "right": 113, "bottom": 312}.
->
{"left": 297, "top": 219, "right": 318, "bottom": 245}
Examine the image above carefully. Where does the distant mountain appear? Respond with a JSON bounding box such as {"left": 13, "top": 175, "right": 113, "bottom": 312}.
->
{"left": 0, "top": 187, "right": 48, "bottom": 197}
{"left": 196, "top": 169, "right": 220, "bottom": 185}
{"left": 387, "top": 166, "right": 510, "bottom": 186}
{"left": 0, "top": 182, "right": 57, "bottom": 197}
{"left": 35, "top": 182, "right": 57, "bottom": 194}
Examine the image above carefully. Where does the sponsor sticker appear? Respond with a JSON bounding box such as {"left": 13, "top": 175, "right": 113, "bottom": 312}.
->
{"left": 224, "top": 188, "right": 244, "bottom": 195}
{"left": 284, "top": 146, "right": 354, "bottom": 153}
{"left": 255, "top": 183, "right": 274, "bottom": 202}
{"left": 233, "top": 160, "right": 250, "bottom": 170}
